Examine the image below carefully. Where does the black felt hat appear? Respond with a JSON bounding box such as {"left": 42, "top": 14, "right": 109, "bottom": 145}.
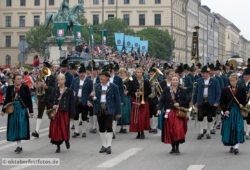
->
{"left": 79, "top": 64, "right": 86, "bottom": 73}
{"left": 209, "top": 64, "right": 215, "bottom": 71}
{"left": 69, "top": 63, "right": 77, "bottom": 70}
{"left": 99, "top": 64, "right": 110, "bottom": 77}
{"left": 176, "top": 64, "right": 184, "bottom": 74}
{"left": 60, "top": 58, "right": 69, "bottom": 67}
{"left": 43, "top": 61, "right": 52, "bottom": 68}
{"left": 243, "top": 68, "right": 250, "bottom": 76}
{"left": 183, "top": 64, "right": 190, "bottom": 71}
{"left": 201, "top": 65, "right": 211, "bottom": 73}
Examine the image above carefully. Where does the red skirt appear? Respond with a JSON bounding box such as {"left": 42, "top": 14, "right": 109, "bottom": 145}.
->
{"left": 49, "top": 110, "right": 70, "bottom": 145}
{"left": 162, "top": 110, "right": 187, "bottom": 144}
{"left": 129, "top": 99, "right": 150, "bottom": 132}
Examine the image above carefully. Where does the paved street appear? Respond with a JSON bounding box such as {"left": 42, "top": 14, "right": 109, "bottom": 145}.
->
{"left": 0, "top": 105, "right": 250, "bottom": 170}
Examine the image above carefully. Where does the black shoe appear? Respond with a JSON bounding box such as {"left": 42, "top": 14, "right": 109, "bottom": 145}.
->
{"left": 175, "top": 149, "right": 180, "bottom": 155}
{"left": 206, "top": 134, "right": 211, "bottom": 139}
{"left": 210, "top": 129, "right": 216, "bottom": 135}
{"left": 79, "top": 121, "right": 82, "bottom": 126}
{"left": 71, "top": 125, "right": 75, "bottom": 130}
{"left": 99, "top": 146, "right": 106, "bottom": 153}
{"left": 149, "top": 129, "right": 153, "bottom": 133}
{"left": 15, "top": 147, "right": 22, "bottom": 154}
{"left": 216, "top": 124, "right": 221, "bottom": 130}
{"left": 82, "top": 133, "right": 86, "bottom": 138}
{"left": 197, "top": 134, "right": 204, "bottom": 140}
{"left": 106, "top": 146, "right": 112, "bottom": 154}
{"left": 72, "top": 132, "right": 80, "bottom": 138}
{"left": 65, "top": 141, "right": 70, "bottom": 149}
{"left": 32, "top": 131, "right": 39, "bottom": 138}
{"left": 169, "top": 149, "right": 175, "bottom": 154}
{"left": 112, "top": 133, "right": 116, "bottom": 139}
{"left": 89, "top": 129, "right": 97, "bottom": 134}
{"left": 151, "top": 129, "right": 158, "bottom": 134}
{"left": 203, "top": 129, "right": 207, "bottom": 135}
{"left": 122, "top": 129, "right": 127, "bottom": 133}
{"left": 55, "top": 146, "right": 60, "bottom": 153}
{"left": 136, "top": 132, "right": 141, "bottom": 139}
{"left": 229, "top": 147, "right": 234, "bottom": 153}
{"left": 234, "top": 148, "right": 239, "bottom": 155}
{"left": 140, "top": 132, "right": 145, "bottom": 139}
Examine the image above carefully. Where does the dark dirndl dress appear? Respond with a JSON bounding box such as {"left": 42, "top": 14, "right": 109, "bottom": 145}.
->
{"left": 7, "top": 99, "right": 30, "bottom": 141}
{"left": 129, "top": 98, "right": 150, "bottom": 132}
{"left": 118, "top": 95, "right": 131, "bottom": 125}
{"left": 221, "top": 104, "right": 244, "bottom": 146}
{"left": 162, "top": 110, "right": 187, "bottom": 144}
{"left": 49, "top": 108, "right": 70, "bottom": 145}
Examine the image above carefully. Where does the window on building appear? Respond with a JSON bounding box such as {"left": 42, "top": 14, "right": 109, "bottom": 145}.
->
{"left": 155, "top": 14, "right": 161, "bottom": 26}
{"left": 108, "top": 0, "right": 115, "bottom": 4}
{"left": 19, "top": 35, "right": 25, "bottom": 42}
{"left": 34, "top": 16, "right": 40, "bottom": 26}
{"left": 93, "top": 15, "right": 99, "bottom": 25}
{"left": 19, "top": 16, "right": 25, "bottom": 27}
{"left": 5, "top": 36, "right": 11, "bottom": 47}
{"left": 123, "top": 14, "right": 130, "bottom": 25}
{"left": 139, "top": 14, "right": 145, "bottom": 26}
{"left": 6, "top": 0, "right": 12, "bottom": 6}
{"left": 49, "top": 0, "right": 54, "bottom": 5}
{"left": 65, "top": 0, "right": 69, "bottom": 3}
{"left": 20, "top": 0, "right": 26, "bottom": 6}
{"left": 155, "top": 0, "right": 161, "bottom": 4}
{"left": 139, "top": 0, "right": 145, "bottom": 4}
{"left": 5, "top": 55, "right": 11, "bottom": 66}
{"left": 93, "top": 0, "right": 99, "bottom": 5}
{"left": 5, "top": 16, "right": 11, "bottom": 27}
{"left": 108, "top": 14, "right": 115, "bottom": 20}
{"left": 34, "top": 0, "right": 40, "bottom": 6}
{"left": 124, "top": 0, "right": 130, "bottom": 4}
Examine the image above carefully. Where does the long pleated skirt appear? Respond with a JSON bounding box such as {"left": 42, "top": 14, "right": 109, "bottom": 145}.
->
{"left": 49, "top": 110, "right": 70, "bottom": 145}
{"left": 221, "top": 104, "right": 244, "bottom": 146}
{"left": 118, "top": 96, "right": 131, "bottom": 125}
{"left": 7, "top": 100, "right": 30, "bottom": 141}
{"left": 162, "top": 110, "right": 187, "bottom": 144}
{"left": 129, "top": 99, "right": 150, "bottom": 132}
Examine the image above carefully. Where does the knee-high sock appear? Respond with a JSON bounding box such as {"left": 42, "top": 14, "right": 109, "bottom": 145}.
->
{"left": 106, "top": 132, "right": 113, "bottom": 147}
{"left": 74, "top": 120, "right": 79, "bottom": 133}
{"left": 204, "top": 118, "right": 208, "bottom": 130}
{"left": 246, "top": 124, "right": 250, "bottom": 135}
{"left": 99, "top": 133, "right": 107, "bottom": 147}
{"left": 35, "top": 118, "right": 42, "bottom": 133}
{"left": 93, "top": 115, "right": 98, "bottom": 129}
{"left": 82, "top": 121, "right": 87, "bottom": 133}
{"left": 70, "top": 119, "right": 74, "bottom": 127}
{"left": 17, "top": 140, "right": 22, "bottom": 147}
{"left": 153, "top": 116, "right": 158, "bottom": 129}
{"left": 207, "top": 122, "right": 213, "bottom": 132}
{"left": 112, "top": 120, "right": 117, "bottom": 134}
{"left": 89, "top": 116, "right": 93, "bottom": 128}
{"left": 150, "top": 118, "right": 153, "bottom": 129}
{"left": 198, "top": 121, "right": 204, "bottom": 134}
{"left": 233, "top": 143, "right": 239, "bottom": 149}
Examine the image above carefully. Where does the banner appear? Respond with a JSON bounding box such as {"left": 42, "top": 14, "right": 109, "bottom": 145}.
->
{"left": 88, "top": 26, "right": 94, "bottom": 48}
{"left": 132, "top": 37, "right": 140, "bottom": 52}
{"left": 115, "top": 33, "right": 124, "bottom": 53}
{"left": 140, "top": 40, "right": 148, "bottom": 55}
{"left": 73, "top": 24, "right": 83, "bottom": 45}
{"left": 125, "top": 35, "right": 133, "bottom": 53}
{"left": 101, "top": 29, "right": 108, "bottom": 45}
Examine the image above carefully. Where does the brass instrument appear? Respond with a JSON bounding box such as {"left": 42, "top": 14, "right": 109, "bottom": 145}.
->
{"left": 174, "top": 103, "right": 192, "bottom": 118}
{"left": 227, "top": 59, "right": 238, "bottom": 70}
{"left": 133, "top": 78, "right": 145, "bottom": 124}
{"left": 140, "top": 78, "right": 145, "bottom": 105}
{"left": 123, "top": 75, "right": 133, "bottom": 95}
{"left": 36, "top": 67, "right": 51, "bottom": 96}
{"left": 240, "top": 99, "right": 250, "bottom": 117}
{"left": 149, "top": 68, "right": 163, "bottom": 98}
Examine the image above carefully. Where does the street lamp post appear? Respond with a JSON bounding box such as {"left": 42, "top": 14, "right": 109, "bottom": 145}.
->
{"left": 102, "top": 0, "right": 104, "bottom": 23}
{"left": 191, "top": 26, "right": 200, "bottom": 64}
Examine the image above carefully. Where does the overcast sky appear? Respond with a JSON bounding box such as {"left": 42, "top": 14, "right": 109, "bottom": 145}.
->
{"left": 202, "top": 0, "right": 250, "bottom": 40}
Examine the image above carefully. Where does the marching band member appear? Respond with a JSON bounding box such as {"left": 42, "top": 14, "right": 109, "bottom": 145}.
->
{"left": 60, "top": 59, "right": 74, "bottom": 89}
{"left": 72, "top": 65, "right": 93, "bottom": 138}
{"left": 108, "top": 63, "right": 124, "bottom": 139}
{"left": 220, "top": 73, "right": 246, "bottom": 155}
{"left": 93, "top": 67, "right": 121, "bottom": 154}
{"left": 118, "top": 67, "right": 132, "bottom": 133}
{"left": 89, "top": 61, "right": 100, "bottom": 134}
{"left": 157, "top": 74, "right": 189, "bottom": 154}
{"left": 32, "top": 62, "right": 56, "bottom": 138}
{"left": 1, "top": 73, "right": 33, "bottom": 154}
{"left": 160, "top": 69, "right": 175, "bottom": 90}
{"left": 129, "top": 66, "right": 151, "bottom": 139}
{"left": 242, "top": 67, "right": 250, "bottom": 140}
{"left": 193, "top": 66, "right": 220, "bottom": 140}
{"left": 49, "top": 73, "right": 75, "bottom": 153}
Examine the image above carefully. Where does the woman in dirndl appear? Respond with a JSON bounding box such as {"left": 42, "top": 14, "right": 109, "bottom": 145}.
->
{"left": 157, "top": 74, "right": 190, "bottom": 154}
{"left": 129, "top": 66, "right": 151, "bottom": 139}
{"left": 118, "top": 67, "right": 132, "bottom": 133}
{"left": 220, "top": 73, "right": 246, "bottom": 155}
{"left": 1, "top": 73, "right": 33, "bottom": 154}
{"left": 49, "top": 73, "right": 75, "bottom": 153}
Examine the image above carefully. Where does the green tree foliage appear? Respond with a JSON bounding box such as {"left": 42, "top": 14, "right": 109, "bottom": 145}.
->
{"left": 25, "top": 24, "right": 51, "bottom": 55}
{"left": 136, "top": 27, "right": 174, "bottom": 60}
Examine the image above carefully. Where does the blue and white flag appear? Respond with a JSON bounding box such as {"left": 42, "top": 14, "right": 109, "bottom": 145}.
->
{"left": 125, "top": 35, "right": 133, "bottom": 53}
{"left": 115, "top": 33, "right": 124, "bottom": 53}
{"left": 140, "top": 40, "right": 148, "bottom": 55}
{"left": 132, "top": 37, "right": 140, "bottom": 52}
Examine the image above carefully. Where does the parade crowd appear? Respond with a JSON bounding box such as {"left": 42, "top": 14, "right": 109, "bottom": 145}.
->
{"left": 1, "top": 51, "right": 250, "bottom": 157}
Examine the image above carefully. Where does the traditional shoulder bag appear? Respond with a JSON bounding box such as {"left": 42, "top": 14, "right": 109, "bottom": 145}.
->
{"left": 3, "top": 90, "right": 17, "bottom": 114}
{"left": 170, "top": 88, "right": 186, "bottom": 118}
{"left": 228, "top": 87, "right": 248, "bottom": 117}
{"left": 47, "top": 87, "right": 67, "bottom": 119}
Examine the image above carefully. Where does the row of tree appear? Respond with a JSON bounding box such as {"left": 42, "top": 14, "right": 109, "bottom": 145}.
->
{"left": 26, "top": 18, "right": 175, "bottom": 60}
